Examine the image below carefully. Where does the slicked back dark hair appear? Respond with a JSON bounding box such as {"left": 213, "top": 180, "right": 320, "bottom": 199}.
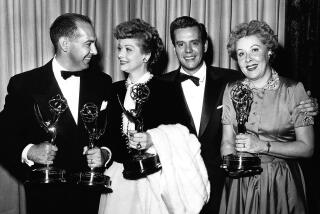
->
{"left": 50, "top": 13, "right": 92, "bottom": 53}
{"left": 170, "top": 16, "right": 208, "bottom": 46}
{"left": 114, "top": 18, "right": 165, "bottom": 74}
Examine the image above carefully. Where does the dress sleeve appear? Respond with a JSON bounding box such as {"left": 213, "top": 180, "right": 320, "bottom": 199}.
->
{"left": 292, "top": 82, "right": 314, "bottom": 127}
{"left": 221, "top": 83, "right": 236, "bottom": 125}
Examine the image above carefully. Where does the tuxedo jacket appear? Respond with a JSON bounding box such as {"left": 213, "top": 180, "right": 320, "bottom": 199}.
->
{"left": 0, "top": 60, "right": 112, "bottom": 180}
{"left": 104, "top": 76, "right": 182, "bottom": 164}
{"left": 161, "top": 66, "right": 242, "bottom": 213}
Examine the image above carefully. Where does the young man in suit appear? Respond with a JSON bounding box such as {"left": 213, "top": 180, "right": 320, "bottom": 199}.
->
{"left": 0, "top": 13, "right": 112, "bottom": 214}
{"left": 161, "top": 16, "right": 318, "bottom": 214}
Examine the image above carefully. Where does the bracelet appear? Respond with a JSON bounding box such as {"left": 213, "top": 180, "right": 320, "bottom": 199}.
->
{"left": 266, "top": 141, "right": 271, "bottom": 153}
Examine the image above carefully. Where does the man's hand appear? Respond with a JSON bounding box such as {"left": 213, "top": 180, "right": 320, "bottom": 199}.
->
{"left": 27, "top": 142, "right": 58, "bottom": 165}
{"left": 83, "top": 146, "right": 106, "bottom": 169}
{"left": 297, "top": 91, "right": 318, "bottom": 116}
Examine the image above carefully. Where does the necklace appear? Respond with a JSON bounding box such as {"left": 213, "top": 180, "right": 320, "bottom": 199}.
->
{"left": 243, "top": 69, "right": 279, "bottom": 91}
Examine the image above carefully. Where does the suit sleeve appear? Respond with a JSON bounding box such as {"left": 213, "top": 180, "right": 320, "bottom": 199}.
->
{"left": 0, "top": 77, "right": 33, "bottom": 181}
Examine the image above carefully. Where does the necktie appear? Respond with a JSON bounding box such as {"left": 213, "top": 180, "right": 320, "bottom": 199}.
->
{"left": 61, "top": 70, "right": 83, "bottom": 80}
{"left": 178, "top": 73, "right": 200, "bottom": 86}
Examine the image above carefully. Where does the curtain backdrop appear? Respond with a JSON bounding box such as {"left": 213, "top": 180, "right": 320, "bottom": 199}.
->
{"left": 0, "top": 1, "right": 286, "bottom": 214}
{"left": 0, "top": 0, "right": 286, "bottom": 110}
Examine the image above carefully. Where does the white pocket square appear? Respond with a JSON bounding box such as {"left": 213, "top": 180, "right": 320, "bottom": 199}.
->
{"left": 216, "top": 105, "right": 223, "bottom": 109}
{"left": 100, "top": 100, "right": 108, "bottom": 111}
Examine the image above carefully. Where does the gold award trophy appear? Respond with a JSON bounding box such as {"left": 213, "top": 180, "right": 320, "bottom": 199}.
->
{"left": 118, "top": 83, "right": 162, "bottom": 180}
{"left": 29, "top": 94, "right": 68, "bottom": 183}
{"left": 221, "top": 83, "right": 262, "bottom": 177}
{"left": 75, "top": 103, "right": 111, "bottom": 192}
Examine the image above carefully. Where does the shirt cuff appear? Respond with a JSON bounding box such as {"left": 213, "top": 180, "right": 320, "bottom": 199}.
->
{"left": 21, "top": 144, "right": 34, "bottom": 166}
{"left": 101, "top": 147, "right": 112, "bottom": 167}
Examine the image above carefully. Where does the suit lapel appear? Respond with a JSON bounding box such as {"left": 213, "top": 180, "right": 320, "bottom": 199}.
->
{"left": 32, "top": 61, "right": 77, "bottom": 133}
{"left": 78, "top": 71, "right": 91, "bottom": 125}
{"left": 78, "top": 70, "right": 104, "bottom": 125}
{"left": 32, "top": 62, "right": 64, "bottom": 119}
{"left": 33, "top": 63, "right": 62, "bottom": 99}
{"left": 172, "top": 70, "right": 197, "bottom": 135}
{"left": 198, "top": 68, "right": 225, "bottom": 138}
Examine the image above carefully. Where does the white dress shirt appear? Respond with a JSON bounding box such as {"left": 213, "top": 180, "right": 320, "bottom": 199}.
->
{"left": 180, "top": 63, "right": 206, "bottom": 135}
{"left": 52, "top": 58, "right": 80, "bottom": 123}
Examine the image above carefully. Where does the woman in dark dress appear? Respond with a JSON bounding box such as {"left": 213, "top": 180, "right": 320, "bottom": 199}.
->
{"left": 103, "top": 18, "right": 180, "bottom": 169}
{"left": 99, "top": 18, "right": 210, "bottom": 214}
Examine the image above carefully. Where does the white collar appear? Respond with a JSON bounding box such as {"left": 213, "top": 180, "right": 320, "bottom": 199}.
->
{"left": 126, "top": 72, "right": 153, "bottom": 87}
{"left": 52, "top": 57, "right": 69, "bottom": 75}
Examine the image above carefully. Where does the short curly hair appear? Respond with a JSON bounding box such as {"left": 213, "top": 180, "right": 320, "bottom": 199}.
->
{"left": 227, "top": 20, "right": 278, "bottom": 62}
{"left": 114, "top": 18, "right": 164, "bottom": 74}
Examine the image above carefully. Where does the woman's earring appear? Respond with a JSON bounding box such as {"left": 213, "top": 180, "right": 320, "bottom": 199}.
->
{"left": 143, "top": 58, "right": 147, "bottom": 63}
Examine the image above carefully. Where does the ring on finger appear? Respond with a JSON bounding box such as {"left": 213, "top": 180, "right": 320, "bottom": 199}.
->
{"left": 137, "top": 142, "right": 142, "bottom": 149}
{"left": 239, "top": 143, "right": 245, "bottom": 148}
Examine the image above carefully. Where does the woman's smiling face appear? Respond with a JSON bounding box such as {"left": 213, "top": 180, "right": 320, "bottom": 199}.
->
{"left": 236, "top": 35, "right": 271, "bottom": 81}
{"left": 117, "top": 38, "right": 149, "bottom": 76}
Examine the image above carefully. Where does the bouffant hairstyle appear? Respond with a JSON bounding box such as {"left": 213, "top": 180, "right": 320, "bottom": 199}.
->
{"left": 50, "top": 13, "right": 92, "bottom": 53}
{"left": 227, "top": 20, "right": 279, "bottom": 62}
{"left": 114, "top": 18, "right": 165, "bottom": 74}
{"left": 170, "top": 16, "right": 207, "bottom": 46}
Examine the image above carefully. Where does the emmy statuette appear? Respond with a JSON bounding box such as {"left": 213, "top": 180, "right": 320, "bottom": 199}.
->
{"left": 220, "top": 83, "right": 262, "bottom": 178}
{"left": 118, "top": 83, "right": 162, "bottom": 180}
{"left": 73, "top": 103, "right": 111, "bottom": 192}
{"left": 27, "top": 94, "right": 68, "bottom": 184}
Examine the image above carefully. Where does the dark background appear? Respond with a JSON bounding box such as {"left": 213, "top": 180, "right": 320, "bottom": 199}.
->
{"left": 281, "top": 0, "right": 320, "bottom": 213}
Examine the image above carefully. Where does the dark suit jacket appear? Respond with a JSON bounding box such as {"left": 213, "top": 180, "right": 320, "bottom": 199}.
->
{"left": 0, "top": 60, "right": 113, "bottom": 214}
{"left": 161, "top": 65, "right": 242, "bottom": 213}
{"left": 104, "top": 76, "right": 182, "bottom": 164}
{"left": 0, "top": 59, "right": 113, "bottom": 179}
